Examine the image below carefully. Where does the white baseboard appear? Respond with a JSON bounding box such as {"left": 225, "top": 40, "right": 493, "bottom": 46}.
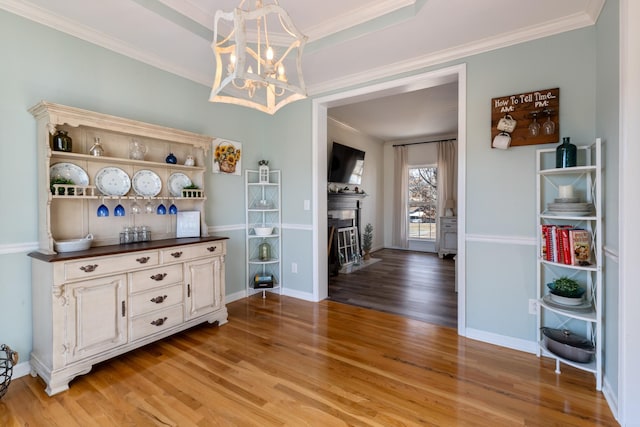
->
{"left": 282, "top": 287, "right": 315, "bottom": 301}
{"left": 10, "top": 360, "right": 31, "bottom": 379}
{"left": 602, "top": 376, "right": 620, "bottom": 424}
{"left": 465, "top": 328, "right": 538, "bottom": 354}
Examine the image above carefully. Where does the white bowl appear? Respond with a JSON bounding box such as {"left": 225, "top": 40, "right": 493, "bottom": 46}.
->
{"left": 254, "top": 226, "right": 273, "bottom": 236}
{"left": 550, "top": 293, "right": 584, "bottom": 306}
{"left": 54, "top": 234, "right": 93, "bottom": 253}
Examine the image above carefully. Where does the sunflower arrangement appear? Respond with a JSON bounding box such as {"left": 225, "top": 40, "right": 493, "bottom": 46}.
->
{"left": 214, "top": 142, "right": 241, "bottom": 173}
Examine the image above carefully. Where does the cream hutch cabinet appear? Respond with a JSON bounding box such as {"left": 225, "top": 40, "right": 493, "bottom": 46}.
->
{"left": 28, "top": 101, "right": 228, "bottom": 396}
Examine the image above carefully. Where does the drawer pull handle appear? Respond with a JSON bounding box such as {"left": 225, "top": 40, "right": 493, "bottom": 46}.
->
{"left": 80, "top": 264, "right": 98, "bottom": 273}
{"left": 136, "top": 256, "right": 151, "bottom": 264}
{"left": 122, "top": 301, "right": 126, "bottom": 317}
{"left": 171, "top": 251, "right": 183, "bottom": 258}
{"left": 207, "top": 246, "right": 217, "bottom": 252}
{"left": 187, "top": 284, "right": 191, "bottom": 298}
{"left": 150, "top": 295, "right": 167, "bottom": 304}
{"left": 150, "top": 273, "right": 167, "bottom": 281}
{"left": 151, "top": 317, "right": 168, "bottom": 326}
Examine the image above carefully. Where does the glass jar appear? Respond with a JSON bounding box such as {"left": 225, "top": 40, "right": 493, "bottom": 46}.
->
{"left": 121, "top": 226, "right": 133, "bottom": 244}
{"left": 52, "top": 130, "right": 72, "bottom": 152}
{"left": 556, "top": 137, "right": 577, "bottom": 168}
{"left": 258, "top": 241, "right": 271, "bottom": 261}
{"left": 141, "top": 226, "right": 151, "bottom": 242}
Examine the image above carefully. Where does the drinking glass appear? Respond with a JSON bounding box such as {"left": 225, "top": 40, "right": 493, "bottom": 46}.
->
{"left": 529, "top": 112, "right": 540, "bottom": 137}
{"left": 97, "top": 197, "right": 109, "bottom": 217}
{"left": 114, "top": 198, "right": 125, "bottom": 216}
{"left": 156, "top": 200, "right": 167, "bottom": 215}
{"left": 169, "top": 199, "right": 178, "bottom": 215}
{"left": 145, "top": 198, "right": 155, "bottom": 214}
{"left": 130, "top": 197, "right": 141, "bottom": 215}
{"left": 542, "top": 110, "right": 555, "bottom": 135}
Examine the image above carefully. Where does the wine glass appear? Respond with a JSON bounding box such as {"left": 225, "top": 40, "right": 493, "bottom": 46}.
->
{"left": 97, "top": 197, "right": 109, "bottom": 217}
{"left": 156, "top": 199, "right": 167, "bottom": 215}
{"left": 114, "top": 198, "right": 125, "bottom": 216}
{"left": 542, "top": 110, "right": 555, "bottom": 135}
{"left": 529, "top": 112, "right": 540, "bottom": 136}
{"left": 130, "top": 197, "right": 141, "bottom": 215}
{"left": 145, "top": 198, "right": 155, "bottom": 214}
{"left": 169, "top": 199, "right": 178, "bottom": 215}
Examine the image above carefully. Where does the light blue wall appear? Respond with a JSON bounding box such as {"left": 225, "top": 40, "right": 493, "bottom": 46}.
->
{"left": 462, "top": 28, "right": 597, "bottom": 340}
{"left": 0, "top": 10, "right": 265, "bottom": 359}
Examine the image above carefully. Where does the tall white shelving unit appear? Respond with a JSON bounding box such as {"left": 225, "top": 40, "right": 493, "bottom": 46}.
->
{"left": 535, "top": 138, "right": 603, "bottom": 390}
{"left": 245, "top": 169, "right": 282, "bottom": 298}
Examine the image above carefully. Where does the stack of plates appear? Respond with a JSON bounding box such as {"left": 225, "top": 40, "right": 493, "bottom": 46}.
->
{"left": 547, "top": 198, "right": 594, "bottom": 216}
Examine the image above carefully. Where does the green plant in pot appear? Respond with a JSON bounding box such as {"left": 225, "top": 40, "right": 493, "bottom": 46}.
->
{"left": 182, "top": 183, "right": 200, "bottom": 197}
{"left": 50, "top": 177, "right": 75, "bottom": 196}
{"left": 547, "top": 276, "right": 586, "bottom": 305}
{"left": 362, "top": 223, "right": 373, "bottom": 260}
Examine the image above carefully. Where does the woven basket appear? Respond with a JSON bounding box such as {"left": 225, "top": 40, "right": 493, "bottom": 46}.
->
{"left": 0, "top": 344, "right": 19, "bottom": 399}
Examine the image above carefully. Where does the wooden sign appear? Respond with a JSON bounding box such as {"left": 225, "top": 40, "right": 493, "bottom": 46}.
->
{"left": 491, "top": 88, "right": 559, "bottom": 148}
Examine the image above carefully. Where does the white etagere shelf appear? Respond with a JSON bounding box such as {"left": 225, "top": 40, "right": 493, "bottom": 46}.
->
{"left": 245, "top": 169, "right": 282, "bottom": 298}
{"left": 535, "top": 138, "right": 603, "bottom": 390}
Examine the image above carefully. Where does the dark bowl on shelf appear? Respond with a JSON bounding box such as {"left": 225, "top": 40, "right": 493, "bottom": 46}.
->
{"left": 541, "top": 327, "right": 595, "bottom": 363}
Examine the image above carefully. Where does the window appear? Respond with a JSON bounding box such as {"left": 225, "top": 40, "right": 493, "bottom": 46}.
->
{"left": 408, "top": 166, "right": 437, "bottom": 240}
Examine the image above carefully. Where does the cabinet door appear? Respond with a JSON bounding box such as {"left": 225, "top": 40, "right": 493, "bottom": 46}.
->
{"left": 443, "top": 231, "right": 457, "bottom": 251}
{"left": 185, "top": 257, "right": 223, "bottom": 319}
{"left": 65, "top": 274, "right": 127, "bottom": 363}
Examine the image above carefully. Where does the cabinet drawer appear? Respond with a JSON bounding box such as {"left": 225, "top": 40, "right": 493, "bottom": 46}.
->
{"left": 65, "top": 251, "right": 159, "bottom": 281}
{"left": 129, "top": 264, "right": 183, "bottom": 293}
{"left": 129, "top": 284, "right": 183, "bottom": 317}
{"left": 130, "top": 304, "right": 183, "bottom": 342}
{"left": 441, "top": 222, "right": 457, "bottom": 231}
{"left": 161, "top": 242, "right": 225, "bottom": 262}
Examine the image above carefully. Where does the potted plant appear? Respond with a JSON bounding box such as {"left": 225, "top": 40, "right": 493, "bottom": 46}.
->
{"left": 546, "top": 276, "right": 586, "bottom": 306}
{"left": 362, "top": 223, "right": 373, "bottom": 260}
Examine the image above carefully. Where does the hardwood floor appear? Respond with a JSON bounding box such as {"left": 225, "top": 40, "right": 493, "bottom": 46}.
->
{"left": 329, "top": 248, "right": 457, "bottom": 328}
{"left": 1, "top": 295, "right": 617, "bottom": 426}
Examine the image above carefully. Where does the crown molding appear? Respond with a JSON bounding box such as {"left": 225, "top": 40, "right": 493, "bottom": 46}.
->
{"left": 305, "top": 0, "right": 416, "bottom": 42}
{"left": 308, "top": 9, "right": 600, "bottom": 96}
{"left": 0, "top": 0, "right": 211, "bottom": 86}
{"left": 156, "top": 0, "right": 215, "bottom": 29}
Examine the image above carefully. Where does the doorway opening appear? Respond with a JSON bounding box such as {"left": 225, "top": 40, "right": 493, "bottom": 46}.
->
{"left": 312, "top": 64, "right": 467, "bottom": 335}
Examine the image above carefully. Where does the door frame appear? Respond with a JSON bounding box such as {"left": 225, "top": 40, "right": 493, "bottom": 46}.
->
{"left": 311, "top": 63, "right": 468, "bottom": 335}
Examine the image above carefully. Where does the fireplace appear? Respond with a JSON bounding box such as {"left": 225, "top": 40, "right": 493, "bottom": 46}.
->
{"left": 328, "top": 193, "right": 366, "bottom": 274}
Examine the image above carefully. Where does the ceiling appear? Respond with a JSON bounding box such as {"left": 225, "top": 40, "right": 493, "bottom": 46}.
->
{"left": 1, "top": 0, "right": 604, "bottom": 140}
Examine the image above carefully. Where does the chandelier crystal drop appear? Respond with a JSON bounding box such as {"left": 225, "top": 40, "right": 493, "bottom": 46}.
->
{"left": 210, "top": 0, "right": 307, "bottom": 115}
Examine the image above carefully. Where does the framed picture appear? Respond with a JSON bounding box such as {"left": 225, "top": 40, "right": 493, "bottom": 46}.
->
{"left": 212, "top": 139, "right": 242, "bottom": 175}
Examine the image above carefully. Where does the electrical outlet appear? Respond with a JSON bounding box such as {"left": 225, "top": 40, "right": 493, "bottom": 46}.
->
{"left": 292, "top": 262, "right": 298, "bottom": 273}
{"left": 528, "top": 299, "right": 538, "bottom": 315}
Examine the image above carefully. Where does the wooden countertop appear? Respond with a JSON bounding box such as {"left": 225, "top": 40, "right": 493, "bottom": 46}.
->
{"left": 28, "top": 236, "right": 229, "bottom": 262}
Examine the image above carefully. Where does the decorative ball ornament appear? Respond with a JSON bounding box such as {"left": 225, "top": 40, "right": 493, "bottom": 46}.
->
{"left": 258, "top": 160, "right": 269, "bottom": 184}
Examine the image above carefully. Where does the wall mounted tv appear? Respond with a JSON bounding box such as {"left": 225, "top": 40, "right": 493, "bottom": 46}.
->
{"left": 329, "top": 142, "right": 365, "bottom": 185}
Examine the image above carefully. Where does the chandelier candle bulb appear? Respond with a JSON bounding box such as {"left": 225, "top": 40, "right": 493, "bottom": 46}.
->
{"left": 558, "top": 185, "right": 574, "bottom": 199}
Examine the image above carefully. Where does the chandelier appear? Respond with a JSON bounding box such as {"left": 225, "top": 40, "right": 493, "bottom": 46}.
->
{"left": 210, "top": 0, "right": 308, "bottom": 115}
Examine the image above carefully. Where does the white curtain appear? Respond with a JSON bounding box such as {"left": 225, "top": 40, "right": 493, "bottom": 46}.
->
{"left": 435, "top": 140, "right": 457, "bottom": 251}
{"left": 392, "top": 145, "right": 409, "bottom": 248}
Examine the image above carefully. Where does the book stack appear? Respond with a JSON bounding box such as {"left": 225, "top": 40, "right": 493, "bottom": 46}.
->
{"left": 540, "top": 225, "right": 593, "bottom": 266}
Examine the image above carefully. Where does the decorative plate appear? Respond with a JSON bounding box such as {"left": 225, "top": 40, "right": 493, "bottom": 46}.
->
{"left": 168, "top": 172, "right": 192, "bottom": 197}
{"left": 95, "top": 167, "right": 131, "bottom": 196}
{"left": 542, "top": 295, "right": 593, "bottom": 312}
{"left": 545, "top": 210, "right": 593, "bottom": 217}
{"left": 50, "top": 163, "right": 89, "bottom": 186}
{"left": 132, "top": 169, "right": 162, "bottom": 197}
